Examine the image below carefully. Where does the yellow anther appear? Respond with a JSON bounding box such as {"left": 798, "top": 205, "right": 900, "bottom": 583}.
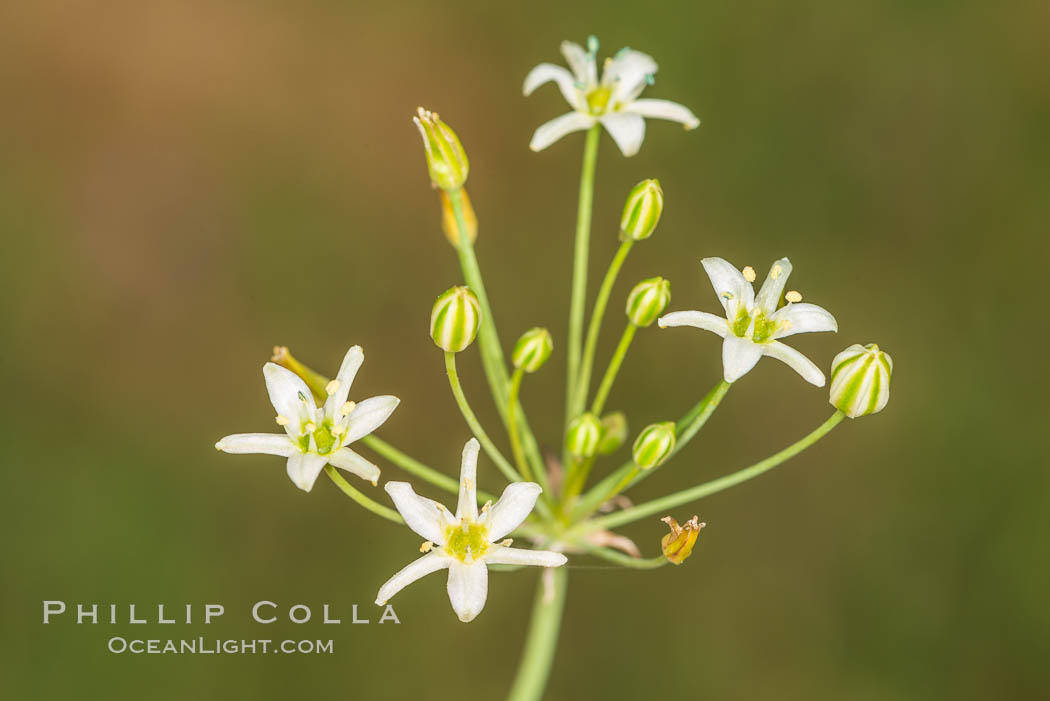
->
{"left": 499, "top": 539, "right": 513, "bottom": 547}
{"left": 462, "top": 478, "right": 473, "bottom": 492}
{"left": 480, "top": 500, "right": 493, "bottom": 513}
{"left": 325, "top": 379, "right": 340, "bottom": 396}
{"left": 305, "top": 422, "right": 316, "bottom": 433}
{"left": 275, "top": 415, "right": 290, "bottom": 426}
{"left": 340, "top": 400, "right": 356, "bottom": 417}
{"left": 770, "top": 264, "right": 782, "bottom": 280}
{"left": 419, "top": 541, "right": 434, "bottom": 553}
{"left": 785, "top": 290, "right": 802, "bottom": 303}
{"left": 742, "top": 266, "right": 756, "bottom": 282}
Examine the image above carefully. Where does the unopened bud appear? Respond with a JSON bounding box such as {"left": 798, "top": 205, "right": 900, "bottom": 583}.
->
{"left": 620, "top": 179, "right": 663, "bottom": 241}
{"left": 565, "top": 413, "right": 601, "bottom": 458}
{"left": 440, "top": 188, "right": 478, "bottom": 246}
{"left": 414, "top": 107, "right": 469, "bottom": 191}
{"left": 632, "top": 421, "right": 676, "bottom": 469}
{"left": 512, "top": 327, "right": 553, "bottom": 373}
{"left": 660, "top": 515, "right": 704, "bottom": 565}
{"left": 829, "top": 343, "right": 893, "bottom": 418}
{"left": 597, "top": 412, "right": 628, "bottom": 455}
{"left": 626, "top": 277, "right": 671, "bottom": 327}
{"left": 430, "top": 286, "right": 481, "bottom": 353}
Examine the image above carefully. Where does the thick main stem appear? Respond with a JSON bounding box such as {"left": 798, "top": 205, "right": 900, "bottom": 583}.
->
{"left": 572, "top": 238, "right": 633, "bottom": 418}
{"left": 585, "top": 411, "right": 846, "bottom": 531}
{"left": 563, "top": 125, "right": 602, "bottom": 438}
{"left": 506, "top": 568, "right": 568, "bottom": 701}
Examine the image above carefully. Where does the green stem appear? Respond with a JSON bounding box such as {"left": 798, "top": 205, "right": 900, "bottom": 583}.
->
{"left": 573, "top": 239, "right": 633, "bottom": 417}
{"left": 584, "top": 411, "right": 846, "bottom": 532}
{"left": 573, "top": 380, "right": 731, "bottom": 521}
{"left": 507, "top": 367, "right": 535, "bottom": 484}
{"left": 323, "top": 466, "right": 403, "bottom": 524}
{"left": 578, "top": 544, "right": 669, "bottom": 569}
{"left": 590, "top": 324, "right": 636, "bottom": 416}
{"left": 563, "top": 124, "right": 602, "bottom": 436}
{"left": 506, "top": 567, "right": 568, "bottom": 701}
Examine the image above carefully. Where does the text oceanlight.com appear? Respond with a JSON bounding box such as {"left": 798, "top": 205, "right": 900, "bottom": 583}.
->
{"left": 107, "top": 638, "right": 334, "bottom": 655}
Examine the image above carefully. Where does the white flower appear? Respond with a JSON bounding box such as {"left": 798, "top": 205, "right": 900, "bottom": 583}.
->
{"left": 523, "top": 36, "right": 700, "bottom": 157}
{"left": 376, "top": 439, "right": 567, "bottom": 622}
{"left": 658, "top": 258, "right": 838, "bottom": 385}
{"left": 216, "top": 346, "right": 400, "bottom": 492}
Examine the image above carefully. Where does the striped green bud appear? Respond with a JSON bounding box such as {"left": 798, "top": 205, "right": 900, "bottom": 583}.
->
{"left": 512, "top": 327, "right": 553, "bottom": 373}
{"left": 597, "top": 412, "right": 628, "bottom": 455}
{"left": 626, "top": 277, "right": 671, "bottom": 327}
{"left": 565, "top": 413, "right": 601, "bottom": 458}
{"left": 413, "top": 107, "right": 469, "bottom": 191}
{"left": 430, "top": 286, "right": 481, "bottom": 353}
{"left": 829, "top": 343, "right": 893, "bottom": 418}
{"left": 632, "top": 422, "right": 676, "bottom": 470}
{"left": 620, "top": 179, "right": 663, "bottom": 241}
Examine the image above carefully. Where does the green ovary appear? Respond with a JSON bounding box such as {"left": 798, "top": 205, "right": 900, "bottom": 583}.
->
{"left": 730, "top": 307, "right": 781, "bottom": 343}
{"left": 311, "top": 423, "right": 339, "bottom": 456}
{"left": 586, "top": 87, "right": 612, "bottom": 115}
{"left": 444, "top": 521, "right": 489, "bottom": 562}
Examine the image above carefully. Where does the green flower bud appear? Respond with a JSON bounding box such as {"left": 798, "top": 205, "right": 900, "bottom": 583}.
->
{"left": 565, "top": 413, "right": 601, "bottom": 458}
{"left": 626, "top": 277, "right": 671, "bottom": 327}
{"left": 413, "top": 107, "right": 469, "bottom": 191}
{"left": 512, "top": 327, "right": 553, "bottom": 373}
{"left": 597, "top": 412, "right": 628, "bottom": 455}
{"left": 620, "top": 179, "right": 664, "bottom": 241}
{"left": 829, "top": 343, "right": 893, "bottom": 418}
{"left": 632, "top": 421, "right": 676, "bottom": 470}
{"left": 430, "top": 286, "right": 481, "bottom": 353}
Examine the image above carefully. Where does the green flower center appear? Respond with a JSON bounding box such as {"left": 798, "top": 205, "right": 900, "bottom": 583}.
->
{"left": 730, "top": 307, "right": 781, "bottom": 344}
{"left": 586, "top": 86, "right": 612, "bottom": 115}
{"left": 444, "top": 521, "right": 489, "bottom": 562}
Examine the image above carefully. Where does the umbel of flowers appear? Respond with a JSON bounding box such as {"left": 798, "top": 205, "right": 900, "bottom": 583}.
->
{"left": 214, "top": 34, "right": 894, "bottom": 701}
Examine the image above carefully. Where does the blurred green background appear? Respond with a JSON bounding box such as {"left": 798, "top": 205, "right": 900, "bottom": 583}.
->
{"left": 2, "top": 0, "right": 1047, "bottom": 698}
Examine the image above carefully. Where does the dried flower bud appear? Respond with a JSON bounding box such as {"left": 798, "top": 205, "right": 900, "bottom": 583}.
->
{"left": 565, "top": 413, "right": 602, "bottom": 458}
{"left": 512, "top": 327, "right": 553, "bottom": 373}
{"left": 440, "top": 188, "right": 478, "bottom": 246}
{"left": 430, "top": 286, "right": 481, "bottom": 353}
{"left": 626, "top": 277, "right": 671, "bottom": 327}
{"left": 660, "top": 515, "right": 704, "bottom": 565}
{"left": 413, "top": 107, "right": 469, "bottom": 191}
{"left": 620, "top": 179, "right": 664, "bottom": 241}
{"left": 632, "top": 421, "right": 676, "bottom": 469}
{"left": 829, "top": 343, "right": 893, "bottom": 418}
{"left": 597, "top": 412, "right": 628, "bottom": 455}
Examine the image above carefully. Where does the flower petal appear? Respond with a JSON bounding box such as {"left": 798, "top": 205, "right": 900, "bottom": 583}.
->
{"left": 560, "top": 40, "right": 596, "bottom": 86}
{"left": 286, "top": 452, "right": 328, "bottom": 492}
{"left": 385, "top": 482, "right": 453, "bottom": 544}
{"left": 327, "top": 447, "right": 380, "bottom": 485}
{"left": 263, "top": 362, "right": 316, "bottom": 424}
{"left": 446, "top": 561, "right": 488, "bottom": 622}
{"left": 456, "top": 438, "right": 480, "bottom": 521}
{"left": 657, "top": 310, "right": 728, "bottom": 337}
{"left": 523, "top": 63, "right": 582, "bottom": 110}
{"left": 702, "top": 257, "right": 755, "bottom": 317}
{"left": 375, "top": 552, "right": 451, "bottom": 605}
{"left": 762, "top": 341, "right": 826, "bottom": 386}
{"left": 480, "top": 483, "right": 542, "bottom": 541}
{"left": 599, "top": 112, "right": 646, "bottom": 157}
{"left": 343, "top": 395, "right": 400, "bottom": 444}
{"left": 722, "top": 335, "right": 763, "bottom": 383}
{"left": 529, "top": 112, "right": 596, "bottom": 152}
{"left": 323, "top": 346, "right": 363, "bottom": 420}
{"left": 603, "top": 49, "right": 658, "bottom": 103}
{"left": 215, "top": 433, "right": 295, "bottom": 457}
{"left": 770, "top": 303, "right": 838, "bottom": 339}
{"left": 754, "top": 258, "right": 793, "bottom": 314}
{"left": 623, "top": 98, "right": 699, "bottom": 129}
{"left": 484, "top": 545, "right": 567, "bottom": 568}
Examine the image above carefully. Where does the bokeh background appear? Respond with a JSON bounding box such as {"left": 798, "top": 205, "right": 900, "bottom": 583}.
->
{"left": 2, "top": 0, "right": 1047, "bottom": 698}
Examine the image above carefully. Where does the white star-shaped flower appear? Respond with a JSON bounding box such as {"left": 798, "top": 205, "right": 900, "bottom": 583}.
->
{"left": 377, "top": 439, "right": 567, "bottom": 622}
{"left": 216, "top": 346, "right": 399, "bottom": 492}
{"left": 659, "top": 258, "right": 838, "bottom": 385}
{"left": 523, "top": 36, "right": 700, "bottom": 157}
